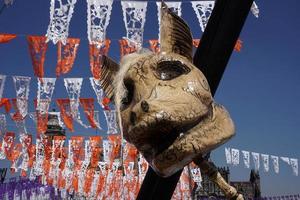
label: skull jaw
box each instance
[149,103,235,177]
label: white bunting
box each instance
[242,150,250,168]
[102,139,110,163]
[252,152,260,170]
[225,147,232,164]
[12,76,31,119]
[191,1,215,32]
[87,0,113,46]
[190,166,202,187]
[90,77,105,108]
[290,158,298,176]
[261,154,269,172]
[251,2,259,18]
[10,115,27,134]
[104,110,118,135]
[271,155,279,174]
[281,156,291,165]
[157,2,182,42]
[121,1,148,49]
[46,0,77,44]
[37,78,56,112]
[0,75,6,99]
[0,114,6,135]
[231,148,239,166]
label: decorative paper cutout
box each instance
[0,114,7,135]
[225,147,231,164]
[56,99,73,131]
[121,1,148,49]
[252,152,260,170]
[251,2,259,18]
[119,39,137,58]
[104,109,118,134]
[261,154,269,172]
[56,38,80,76]
[242,150,250,168]
[231,148,239,166]
[0,98,11,113]
[0,75,6,99]
[46,0,77,44]
[290,158,298,176]
[27,36,48,78]
[271,155,279,174]
[12,76,31,119]
[0,33,16,43]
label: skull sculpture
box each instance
[99,4,235,177]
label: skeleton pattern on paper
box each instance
[290,158,298,176]
[271,155,279,174]
[87,0,113,45]
[46,0,77,44]
[242,150,250,168]
[231,148,239,166]
[261,154,269,172]
[191,1,215,32]
[121,1,148,49]
[225,147,231,164]
[12,76,31,119]
[252,152,260,170]
[0,75,6,99]
[157,2,182,41]
[37,78,56,112]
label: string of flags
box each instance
[225,147,299,176]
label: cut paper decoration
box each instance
[90,77,104,108]
[0,75,6,99]
[271,155,279,174]
[12,76,31,119]
[121,1,148,49]
[225,147,231,165]
[104,110,118,135]
[0,114,6,135]
[34,99,51,134]
[280,156,291,165]
[251,1,259,18]
[149,39,202,53]
[56,38,80,77]
[0,98,11,113]
[27,36,48,78]
[241,150,250,169]
[0,33,17,43]
[79,98,97,129]
[10,114,27,134]
[89,39,111,79]
[290,158,298,176]
[261,154,269,172]
[231,148,239,166]
[56,99,73,132]
[252,152,260,170]
[37,78,56,111]
[46,0,77,44]
[119,39,137,58]
[191,1,215,32]
[87,0,113,46]
[11,98,26,121]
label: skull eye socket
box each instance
[156,61,190,80]
[121,79,134,109]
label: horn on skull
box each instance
[160,2,193,61]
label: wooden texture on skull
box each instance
[99,4,235,177]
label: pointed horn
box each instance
[98,55,120,100]
[160,2,193,61]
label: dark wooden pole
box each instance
[137,0,253,199]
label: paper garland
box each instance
[231,148,240,166]
[12,76,31,119]
[191,1,215,32]
[242,150,250,169]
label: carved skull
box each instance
[99,3,235,177]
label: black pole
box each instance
[137,0,253,199]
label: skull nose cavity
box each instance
[130,112,137,125]
[141,100,149,112]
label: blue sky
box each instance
[0,0,299,196]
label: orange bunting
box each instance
[56,99,73,132]
[70,136,84,162]
[80,98,97,128]
[11,98,25,121]
[149,39,160,53]
[34,99,50,134]
[3,132,15,160]
[235,39,243,52]
[56,38,80,77]
[119,39,137,58]
[89,39,111,80]
[192,39,200,48]
[0,33,17,43]
[27,36,48,78]
[0,98,11,113]
[124,142,137,163]
[108,135,121,164]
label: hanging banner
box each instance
[190,164,202,189]
[157,2,182,42]
[56,99,73,132]
[87,0,113,45]
[12,76,31,119]
[0,33,17,43]
[37,78,56,110]
[104,110,118,135]
[2,132,15,161]
[0,98,11,113]
[0,114,6,135]
[231,148,239,166]
[281,156,291,165]
[180,167,193,200]
[79,98,98,129]
[89,40,111,80]
[107,135,121,165]
[242,150,250,168]
[10,113,27,134]
[90,77,106,109]
[19,134,32,176]
[225,147,231,165]
[0,75,6,99]
[251,2,259,18]
[119,39,137,58]
[252,152,260,170]
[27,36,48,78]
[271,155,279,174]
[56,38,80,76]
[290,158,298,176]
[34,99,51,134]
[121,1,148,49]
[261,154,269,172]
[191,1,215,32]
[46,0,77,44]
